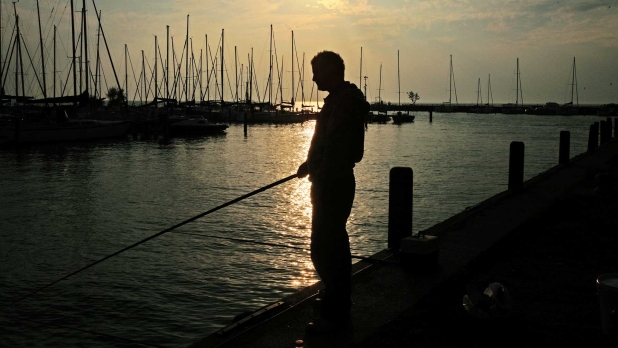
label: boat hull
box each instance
[0,120,131,144]
[391,114,415,123]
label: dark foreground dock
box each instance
[190,134,618,348]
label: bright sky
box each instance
[6,0,618,104]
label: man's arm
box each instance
[297,162,309,178]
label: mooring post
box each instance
[388,167,413,252]
[14,117,21,144]
[600,120,608,145]
[559,131,570,165]
[588,123,598,152]
[508,141,525,191]
[429,110,433,123]
[615,117,618,139]
[243,112,248,136]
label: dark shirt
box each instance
[306,81,369,182]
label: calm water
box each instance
[0,113,602,347]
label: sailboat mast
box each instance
[13,6,18,104]
[53,25,56,99]
[124,44,127,104]
[477,78,480,105]
[449,54,452,104]
[16,7,24,99]
[398,50,401,107]
[571,57,578,106]
[141,50,145,104]
[235,46,238,103]
[185,15,189,104]
[0,0,2,93]
[487,74,490,106]
[166,26,169,100]
[205,34,208,102]
[250,47,253,103]
[83,0,88,97]
[358,47,360,88]
[70,0,77,101]
[291,30,294,107]
[515,58,519,105]
[95,11,101,98]
[378,63,382,103]
[269,25,272,108]
[154,35,159,109]
[36,0,47,99]
[220,28,224,105]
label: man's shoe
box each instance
[305,317,350,335]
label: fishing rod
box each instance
[2,174,298,311]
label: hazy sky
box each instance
[6,0,618,104]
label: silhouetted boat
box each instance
[391,111,415,123]
[0,116,130,145]
[533,102,560,115]
[168,118,228,135]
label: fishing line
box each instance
[1,174,299,311]
[173,231,399,265]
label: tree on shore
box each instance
[106,87,126,108]
[407,91,420,105]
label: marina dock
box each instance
[190,124,618,347]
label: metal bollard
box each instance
[559,131,570,165]
[388,167,413,252]
[508,141,525,191]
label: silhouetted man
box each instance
[297,50,369,333]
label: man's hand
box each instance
[297,162,309,178]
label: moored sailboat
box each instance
[391,50,414,124]
[435,55,458,113]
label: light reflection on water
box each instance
[0,113,601,347]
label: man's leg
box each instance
[310,176,355,322]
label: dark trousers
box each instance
[310,175,355,320]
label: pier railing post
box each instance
[388,167,413,251]
[588,123,598,152]
[559,131,570,165]
[508,141,525,191]
[600,120,608,145]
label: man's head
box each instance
[311,51,345,92]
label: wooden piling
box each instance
[559,131,570,165]
[244,112,248,136]
[429,110,433,123]
[601,120,609,145]
[508,141,525,191]
[388,167,413,252]
[588,123,598,152]
[14,117,21,144]
[615,118,618,139]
